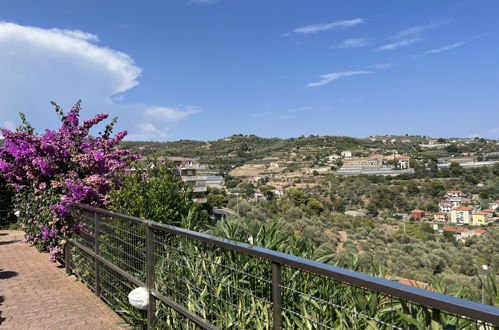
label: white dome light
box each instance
[128,287,149,310]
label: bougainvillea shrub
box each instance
[0,101,140,261]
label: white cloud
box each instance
[50,28,100,42]
[375,38,422,52]
[188,0,218,5]
[276,115,294,120]
[251,112,272,118]
[392,20,449,40]
[0,22,141,96]
[336,38,369,49]
[0,22,200,142]
[292,18,364,34]
[0,21,142,129]
[373,20,448,52]
[127,123,169,141]
[1,120,16,130]
[287,106,311,113]
[307,71,373,87]
[144,105,201,122]
[422,41,465,55]
[365,63,392,70]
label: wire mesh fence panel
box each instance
[154,231,273,329]
[67,205,499,330]
[279,266,401,330]
[0,210,16,228]
[74,209,96,250]
[155,302,203,330]
[0,188,15,229]
[70,244,97,293]
[278,266,495,330]
[98,215,147,283]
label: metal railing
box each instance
[0,210,16,229]
[66,204,499,329]
[0,189,15,229]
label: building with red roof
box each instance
[450,206,473,225]
[410,209,425,219]
[442,226,487,240]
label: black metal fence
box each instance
[0,210,16,229]
[67,204,499,329]
[0,188,16,229]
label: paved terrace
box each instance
[0,230,126,330]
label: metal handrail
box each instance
[73,204,499,326]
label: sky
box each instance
[0,0,498,141]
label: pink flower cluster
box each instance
[0,101,140,261]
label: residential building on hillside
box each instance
[449,198,462,208]
[482,208,496,215]
[410,209,425,219]
[471,211,487,226]
[446,190,464,198]
[434,212,447,223]
[442,226,487,240]
[340,151,352,158]
[269,161,280,168]
[205,176,225,189]
[138,156,224,204]
[398,156,411,169]
[439,200,453,213]
[450,206,473,225]
[327,155,341,162]
[272,189,285,197]
[167,157,206,176]
[490,200,499,210]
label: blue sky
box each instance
[0,0,498,141]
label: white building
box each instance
[398,156,411,169]
[341,151,352,158]
[449,198,462,208]
[446,190,464,198]
[490,200,499,210]
[327,155,341,162]
[269,162,280,168]
[439,200,453,213]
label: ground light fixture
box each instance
[128,287,149,310]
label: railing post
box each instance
[146,225,156,329]
[94,211,101,297]
[272,262,282,330]
[65,240,71,275]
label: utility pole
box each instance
[235,193,240,216]
[481,264,488,304]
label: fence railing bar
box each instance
[150,289,220,330]
[76,204,499,326]
[70,239,145,288]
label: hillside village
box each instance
[127,135,499,239]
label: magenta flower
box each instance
[0,101,141,262]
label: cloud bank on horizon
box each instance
[0,22,198,141]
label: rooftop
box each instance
[453,206,473,211]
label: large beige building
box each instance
[450,206,473,225]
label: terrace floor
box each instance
[0,230,126,330]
